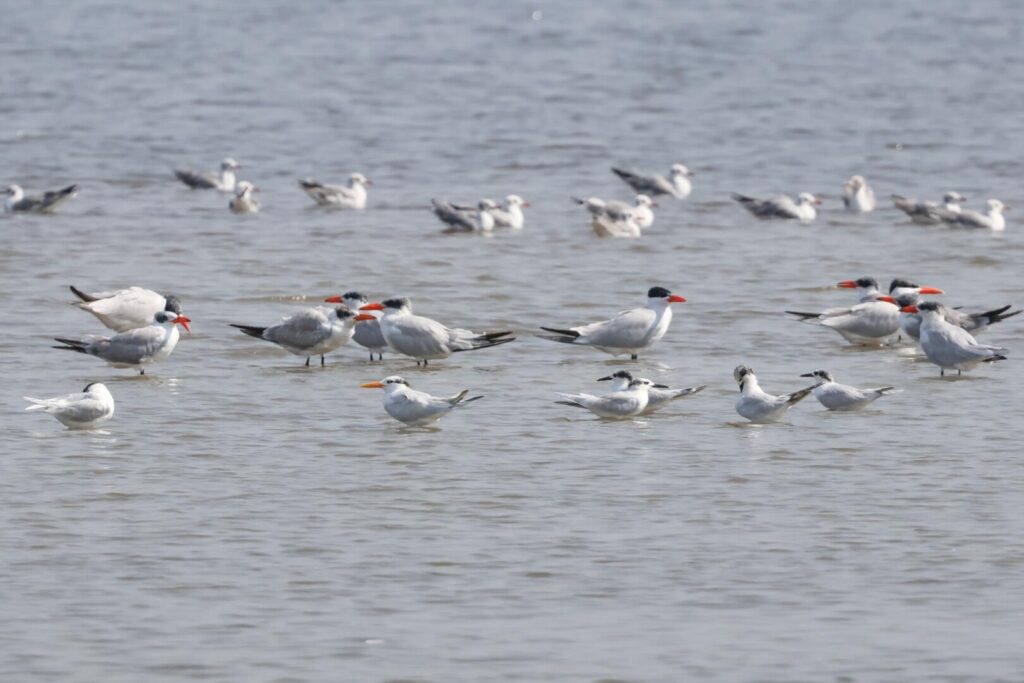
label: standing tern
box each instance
[889,292,1020,341]
[69,285,184,332]
[3,184,78,213]
[361,376,483,426]
[597,370,705,414]
[358,298,514,365]
[229,181,260,214]
[53,311,191,374]
[324,292,389,360]
[842,175,876,213]
[539,286,686,359]
[800,369,897,411]
[612,164,693,199]
[902,302,1008,375]
[299,173,371,209]
[174,158,240,192]
[230,305,358,367]
[733,192,821,222]
[942,199,1007,231]
[24,382,115,429]
[555,377,661,419]
[733,365,815,423]
[431,199,496,233]
[891,192,965,224]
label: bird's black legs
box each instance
[631,354,638,361]
[321,355,325,367]
[140,369,145,375]
[305,356,311,367]
[958,370,962,376]
[368,352,373,361]
[940,369,945,376]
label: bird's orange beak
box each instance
[354,313,377,322]
[918,287,944,295]
[901,305,919,313]
[361,381,384,388]
[837,280,857,288]
[668,294,686,303]
[175,315,192,334]
[360,302,384,311]
[877,296,896,304]
[324,295,343,303]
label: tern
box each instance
[902,302,1008,375]
[323,292,389,360]
[230,305,358,367]
[24,382,115,429]
[597,370,705,414]
[555,377,661,419]
[358,298,514,365]
[891,192,965,225]
[733,192,821,222]
[612,164,693,199]
[800,369,897,411]
[174,158,240,191]
[53,311,191,374]
[361,376,483,426]
[734,365,815,423]
[889,292,1020,341]
[842,175,876,213]
[229,181,260,214]
[942,199,1007,231]
[539,286,686,359]
[3,184,78,213]
[431,199,496,233]
[299,173,371,209]
[69,285,184,332]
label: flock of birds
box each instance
[11,159,1015,430]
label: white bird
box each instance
[358,298,514,365]
[612,164,693,199]
[800,369,897,411]
[173,158,240,192]
[24,382,115,429]
[431,199,496,233]
[324,291,388,360]
[556,377,660,419]
[890,292,1020,341]
[733,365,815,423]
[3,183,78,213]
[228,181,260,214]
[53,311,191,375]
[842,175,876,213]
[361,376,483,426]
[942,199,1007,231]
[902,301,1008,375]
[891,192,965,225]
[230,305,358,367]
[489,194,530,229]
[733,192,821,222]
[69,285,184,332]
[539,286,686,359]
[298,173,372,209]
[597,370,705,414]
[573,197,643,237]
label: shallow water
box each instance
[2,1,1024,680]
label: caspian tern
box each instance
[53,311,191,375]
[3,184,78,213]
[70,285,184,332]
[732,192,821,222]
[889,292,1020,341]
[612,164,693,199]
[358,298,514,365]
[799,369,897,411]
[538,286,686,359]
[299,173,371,209]
[229,181,260,214]
[431,199,496,233]
[891,192,965,225]
[24,382,115,429]
[942,199,1007,231]
[733,365,815,423]
[361,376,483,426]
[230,305,358,367]
[597,370,705,414]
[555,377,661,419]
[323,292,388,360]
[174,158,240,191]
[842,175,876,213]
[901,302,1008,375]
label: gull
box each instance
[942,199,1007,231]
[902,302,1008,375]
[555,377,660,419]
[891,192,965,225]
[574,194,656,229]
[597,370,705,414]
[732,192,821,222]
[3,184,78,213]
[53,311,191,375]
[489,194,530,229]
[230,305,358,367]
[733,365,815,423]
[229,181,260,214]
[69,285,184,332]
[358,298,514,365]
[842,175,876,213]
[361,376,483,426]
[799,369,897,411]
[431,199,496,233]
[173,158,240,192]
[298,173,371,209]
[612,164,693,198]
[573,197,642,237]
[889,292,1020,341]
[323,291,388,360]
[539,286,686,359]
[24,382,115,429]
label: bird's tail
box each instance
[978,305,1021,325]
[539,326,580,338]
[449,390,484,406]
[731,193,755,204]
[451,337,516,354]
[59,184,78,197]
[24,397,49,411]
[69,285,97,303]
[229,323,267,339]
[554,400,587,409]
[984,354,1008,364]
[786,385,816,405]
[785,310,822,321]
[872,386,899,395]
[52,338,89,353]
[674,385,707,398]
[299,178,322,190]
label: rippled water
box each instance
[3,1,1024,680]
